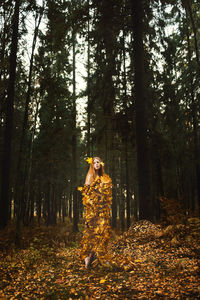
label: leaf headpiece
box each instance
[85,157,93,164]
[85,157,104,166]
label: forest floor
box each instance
[0,217,200,299]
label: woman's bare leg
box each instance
[85,251,95,268]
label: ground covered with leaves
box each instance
[0,217,200,299]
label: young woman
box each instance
[78,157,112,268]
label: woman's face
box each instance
[93,158,101,171]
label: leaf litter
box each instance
[0,217,199,299]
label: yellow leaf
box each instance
[100,278,106,283]
[134,259,142,263]
[86,157,93,164]
[70,288,76,294]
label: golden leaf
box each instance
[70,288,76,294]
[86,157,93,164]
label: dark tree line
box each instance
[0,0,200,238]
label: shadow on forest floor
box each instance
[0,218,200,299]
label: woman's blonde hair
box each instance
[85,157,104,185]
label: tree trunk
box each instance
[37,181,42,226]
[122,29,131,229]
[69,191,72,220]
[62,195,67,222]
[72,28,78,232]
[119,155,125,231]
[29,187,35,223]
[0,0,20,228]
[45,181,51,226]
[111,160,117,229]
[131,0,152,220]
[52,185,57,225]
[86,0,91,157]
[125,138,131,229]
[185,9,200,214]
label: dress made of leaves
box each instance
[78,174,112,264]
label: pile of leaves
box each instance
[110,219,200,298]
[0,217,200,299]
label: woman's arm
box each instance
[85,173,93,185]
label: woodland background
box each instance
[0,0,200,237]
[1,0,200,298]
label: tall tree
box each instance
[131,0,152,220]
[183,0,200,215]
[72,27,78,232]
[0,0,20,228]
[86,0,91,157]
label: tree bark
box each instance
[72,28,78,232]
[122,28,131,229]
[86,0,91,157]
[125,138,131,228]
[111,160,117,229]
[119,155,125,231]
[131,0,152,220]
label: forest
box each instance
[0,0,200,299]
